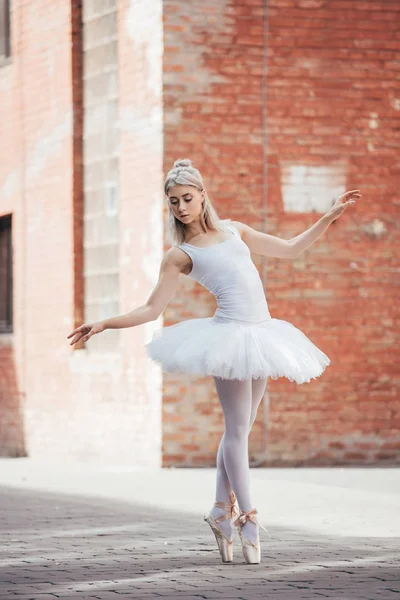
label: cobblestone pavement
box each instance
[0,460,399,599]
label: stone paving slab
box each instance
[0,459,399,599]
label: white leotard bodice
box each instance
[176,221,272,324]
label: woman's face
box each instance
[167,185,204,224]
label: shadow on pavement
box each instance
[1,485,398,599]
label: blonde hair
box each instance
[165,158,229,245]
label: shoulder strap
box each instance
[227,221,240,238]
[175,243,196,259]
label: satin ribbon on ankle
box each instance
[233,508,270,535]
[214,491,239,520]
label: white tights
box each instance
[210,376,268,543]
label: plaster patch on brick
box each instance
[0,168,20,200]
[125,0,162,96]
[26,112,72,183]
[165,106,183,127]
[362,218,387,239]
[296,57,322,71]
[280,162,347,213]
[320,432,400,463]
[297,0,326,8]
[163,0,229,98]
[389,97,400,111]
[369,112,379,129]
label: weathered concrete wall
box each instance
[0,0,164,465]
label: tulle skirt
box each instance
[145,316,331,384]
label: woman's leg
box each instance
[211,432,234,541]
[214,377,268,505]
[211,376,263,543]
[249,377,268,430]
[215,432,231,503]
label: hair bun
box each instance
[173,158,193,169]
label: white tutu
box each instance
[145,316,331,384]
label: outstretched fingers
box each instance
[343,189,362,201]
[67,324,90,346]
[69,332,85,346]
[67,324,86,339]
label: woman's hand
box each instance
[327,189,362,222]
[67,321,106,346]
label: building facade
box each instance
[0,0,398,465]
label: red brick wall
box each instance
[0,340,25,456]
[162,0,400,465]
[265,0,399,464]
[163,0,270,466]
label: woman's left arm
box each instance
[289,189,361,257]
[233,189,361,259]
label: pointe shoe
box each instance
[203,491,239,563]
[233,508,269,564]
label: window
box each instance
[0,0,11,60]
[0,215,13,333]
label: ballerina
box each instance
[67,158,361,564]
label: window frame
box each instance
[0,0,11,61]
[0,214,13,334]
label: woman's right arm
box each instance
[67,248,186,346]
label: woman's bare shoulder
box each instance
[166,245,192,275]
[230,220,245,239]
